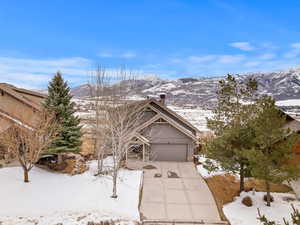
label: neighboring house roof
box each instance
[0,110,34,131]
[0,83,46,132]
[279,109,300,133]
[0,83,46,111]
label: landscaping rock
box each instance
[154,173,162,178]
[51,153,88,175]
[143,164,157,170]
[167,170,179,178]
[241,196,253,207]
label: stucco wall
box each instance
[0,117,13,133]
[0,92,38,126]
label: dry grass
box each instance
[204,174,292,221]
[206,174,292,206]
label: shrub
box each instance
[263,194,274,202]
[242,196,253,207]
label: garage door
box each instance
[151,143,187,161]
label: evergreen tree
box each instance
[44,71,82,154]
[245,96,300,206]
[205,74,258,192]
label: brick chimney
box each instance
[159,94,166,105]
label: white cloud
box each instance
[284,43,300,58]
[97,51,136,59]
[169,58,182,63]
[120,51,136,58]
[188,55,216,63]
[0,56,91,89]
[261,42,278,50]
[229,42,255,51]
[258,53,276,60]
[218,54,245,64]
[244,61,261,67]
[97,52,113,58]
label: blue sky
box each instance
[1,0,300,88]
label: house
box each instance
[282,112,300,154]
[126,94,200,162]
[0,83,46,132]
[0,83,46,160]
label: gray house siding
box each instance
[142,123,195,161]
[150,102,196,135]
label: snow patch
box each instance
[0,158,142,224]
[224,192,300,225]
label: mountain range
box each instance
[69,67,300,109]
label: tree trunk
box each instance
[24,168,29,183]
[266,180,271,207]
[57,154,63,164]
[111,169,118,198]
[239,162,245,194]
[97,148,104,173]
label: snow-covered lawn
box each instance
[224,192,300,225]
[0,159,143,225]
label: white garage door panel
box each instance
[151,144,187,161]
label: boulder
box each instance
[51,153,88,175]
[241,196,253,207]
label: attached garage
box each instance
[151,143,188,161]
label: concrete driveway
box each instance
[130,161,224,223]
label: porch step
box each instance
[142,219,229,225]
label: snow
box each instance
[73,97,214,131]
[276,99,300,106]
[223,191,300,225]
[196,155,227,178]
[169,105,213,131]
[0,158,143,225]
[171,89,188,95]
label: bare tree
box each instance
[0,110,58,182]
[89,67,147,198]
[88,66,108,171]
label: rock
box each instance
[52,153,88,175]
[154,173,162,178]
[242,196,253,207]
[167,170,180,178]
[143,164,157,170]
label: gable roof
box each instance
[132,98,200,141]
[0,83,46,111]
[147,99,199,134]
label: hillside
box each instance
[70,67,300,108]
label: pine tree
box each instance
[246,96,300,206]
[205,74,258,192]
[44,71,82,154]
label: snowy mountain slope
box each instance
[70,67,300,108]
